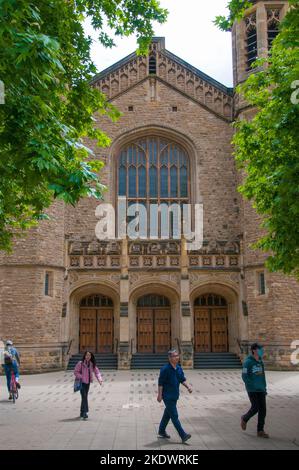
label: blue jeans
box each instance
[4,363,19,392]
[159,399,187,439]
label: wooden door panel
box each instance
[211,309,228,353]
[194,308,211,352]
[80,309,96,353]
[97,308,113,353]
[155,309,171,353]
[137,308,154,353]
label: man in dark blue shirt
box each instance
[157,349,192,443]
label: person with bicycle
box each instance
[3,340,21,400]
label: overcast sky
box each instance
[84,0,233,87]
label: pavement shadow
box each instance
[144,439,187,448]
[58,417,81,422]
[0,400,12,404]
[143,440,164,448]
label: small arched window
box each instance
[117,136,190,238]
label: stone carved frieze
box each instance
[68,239,121,256]
[188,239,240,269]
[128,240,181,255]
[128,241,181,269]
[188,239,240,255]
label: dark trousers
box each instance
[243,392,267,432]
[80,383,90,416]
[159,399,187,439]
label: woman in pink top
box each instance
[74,351,103,419]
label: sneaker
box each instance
[158,432,171,439]
[182,433,191,444]
[83,414,88,420]
[257,431,269,438]
[241,416,247,431]
[16,383,21,389]
[9,394,12,400]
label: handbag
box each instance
[73,362,83,392]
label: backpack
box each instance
[4,351,13,365]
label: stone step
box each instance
[194,365,242,369]
[194,353,240,356]
[131,354,168,369]
[67,354,117,370]
[194,360,241,363]
[194,352,242,369]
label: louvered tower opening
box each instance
[149,55,157,74]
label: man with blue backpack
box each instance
[2,340,21,399]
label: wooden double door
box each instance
[137,308,171,353]
[194,307,228,353]
[79,308,114,353]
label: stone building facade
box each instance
[0,0,298,372]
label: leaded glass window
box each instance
[117,137,190,238]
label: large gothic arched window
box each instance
[117,136,190,238]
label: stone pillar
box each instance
[118,317,130,369]
[256,2,268,60]
[234,14,247,86]
[238,238,249,360]
[118,237,130,369]
[180,238,193,368]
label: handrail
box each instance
[66,339,73,356]
[236,338,248,355]
[114,338,119,354]
[130,338,134,355]
[175,337,182,355]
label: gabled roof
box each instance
[91,38,234,121]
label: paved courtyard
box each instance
[0,369,298,450]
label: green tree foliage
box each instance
[214,0,251,31]
[0,0,167,251]
[216,1,299,277]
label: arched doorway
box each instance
[194,294,228,353]
[137,294,171,353]
[79,294,114,353]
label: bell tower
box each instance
[231,1,299,369]
[232,0,289,118]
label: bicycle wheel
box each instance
[10,381,17,403]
